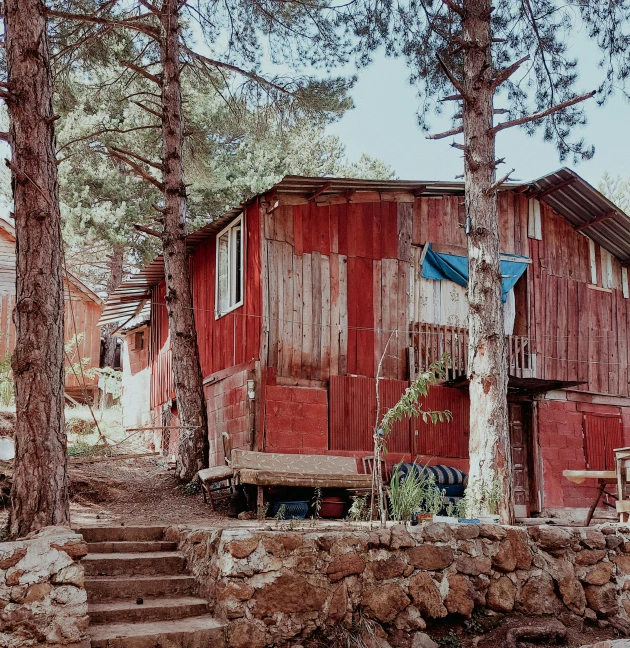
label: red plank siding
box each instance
[584,413,623,470]
[329,376,468,458]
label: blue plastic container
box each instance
[269,500,309,519]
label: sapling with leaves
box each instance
[372,352,451,524]
[344,0,603,524]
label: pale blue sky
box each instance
[327,38,630,186]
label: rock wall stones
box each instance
[166,522,630,648]
[0,526,89,648]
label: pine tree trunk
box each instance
[159,0,209,481]
[101,244,124,369]
[462,0,513,523]
[99,244,124,409]
[5,0,69,537]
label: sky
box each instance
[326,37,630,187]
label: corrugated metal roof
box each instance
[100,169,630,325]
[529,167,630,263]
[266,175,524,197]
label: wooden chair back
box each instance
[362,456,391,483]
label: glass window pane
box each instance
[218,232,229,314]
[233,225,242,305]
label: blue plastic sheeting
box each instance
[421,243,528,302]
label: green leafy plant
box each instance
[379,360,452,439]
[312,487,322,518]
[448,477,503,519]
[439,631,461,648]
[389,464,446,522]
[257,502,269,520]
[274,504,287,522]
[371,352,452,524]
[97,366,123,401]
[347,494,371,522]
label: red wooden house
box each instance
[101,168,630,517]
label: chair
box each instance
[198,432,234,510]
[362,456,391,483]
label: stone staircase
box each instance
[77,525,225,648]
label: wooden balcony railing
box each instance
[411,323,533,381]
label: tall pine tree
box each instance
[344,0,597,522]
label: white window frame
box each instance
[215,214,244,319]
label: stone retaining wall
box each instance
[167,522,630,647]
[0,526,89,648]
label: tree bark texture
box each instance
[99,244,124,408]
[5,0,69,537]
[101,244,124,370]
[159,0,209,480]
[462,0,514,523]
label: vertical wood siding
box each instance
[0,283,102,391]
[584,413,623,470]
[329,375,469,458]
[528,202,630,396]
[266,201,413,381]
[150,200,263,408]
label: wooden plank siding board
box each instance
[329,253,340,376]
[320,254,331,379]
[301,253,313,379]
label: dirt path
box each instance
[69,455,227,526]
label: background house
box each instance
[0,218,103,403]
[101,169,630,517]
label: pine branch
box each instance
[440,94,463,102]
[122,60,161,86]
[0,132,8,142]
[57,124,160,154]
[45,9,160,40]
[441,0,464,16]
[184,47,294,96]
[491,91,596,134]
[490,55,530,91]
[485,169,515,195]
[132,100,163,120]
[426,124,464,140]
[109,145,163,171]
[107,148,164,190]
[133,223,162,238]
[436,52,469,101]
[138,0,161,15]
[451,142,466,151]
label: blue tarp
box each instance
[421,243,528,302]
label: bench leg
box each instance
[585,481,606,526]
[257,485,264,517]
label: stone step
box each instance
[86,575,197,601]
[88,541,178,554]
[88,615,226,648]
[88,597,209,625]
[76,526,166,543]
[83,552,186,577]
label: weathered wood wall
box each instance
[150,200,263,409]
[0,275,102,393]
[530,202,630,396]
[149,188,630,413]
[265,201,413,381]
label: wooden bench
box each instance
[198,432,234,509]
[231,449,373,511]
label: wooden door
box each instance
[509,403,530,518]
